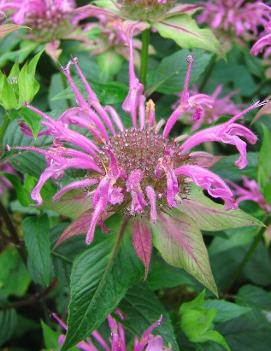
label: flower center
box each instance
[26,7,72,41]
[107,129,179,177]
[120,0,176,21]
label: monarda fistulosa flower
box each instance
[198,0,270,52]
[229,176,271,214]
[251,3,271,58]
[172,84,240,131]
[53,311,171,351]
[0,0,97,60]
[16,40,262,293]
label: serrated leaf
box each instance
[179,186,263,231]
[18,51,43,105]
[62,217,143,350]
[153,15,221,54]
[23,214,54,286]
[151,211,218,296]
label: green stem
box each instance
[226,215,271,292]
[0,114,10,147]
[199,55,216,92]
[140,28,151,86]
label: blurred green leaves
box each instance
[0,51,42,111]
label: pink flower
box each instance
[251,4,271,58]
[0,0,98,59]
[53,311,171,351]
[198,0,269,40]
[16,39,259,275]
[229,176,271,213]
[173,84,240,130]
[0,161,15,195]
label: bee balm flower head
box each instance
[16,38,260,278]
[0,0,91,42]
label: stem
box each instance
[140,28,150,86]
[199,55,216,92]
[0,200,26,262]
[0,278,57,310]
[226,215,271,292]
[0,114,10,147]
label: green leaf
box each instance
[0,247,30,297]
[0,307,17,346]
[52,78,128,105]
[237,285,271,311]
[179,185,263,231]
[3,121,47,175]
[217,311,271,351]
[204,300,251,323]
[120,284,179,350]
[0,75,18,110]
[97,50,123,82]
[258,125,271,202]
[19,107,41,138]
[153,15,221,54]
[180,291,231,351]
[18,51,43,105]
[23,214,54,286]
[146,48,212,95]
[3,173,31,206]
[62,217,143,350]
[151,211,218,296]
[41,321,59,349]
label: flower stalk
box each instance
[140,28,151,86]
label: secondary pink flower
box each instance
[198,0,269,40]
[229,176,271,213]
[173,84,240,130]
[251,4,271,58]
[0,162,15,195]
[53,311,171,351]
[16,39,259,275]
[0,0,97,59]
